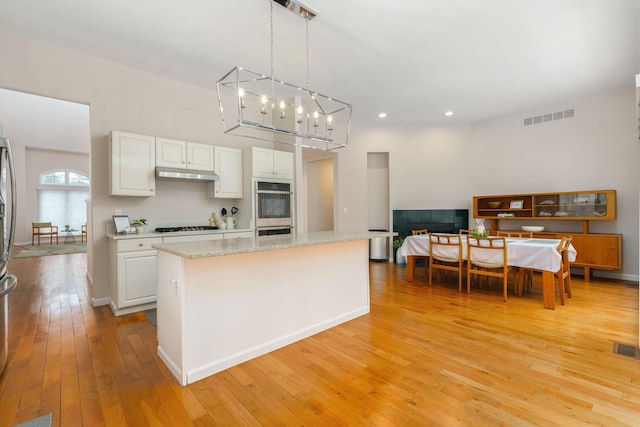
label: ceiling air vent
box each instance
[523,108,575,127]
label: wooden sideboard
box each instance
[473,190,620,280]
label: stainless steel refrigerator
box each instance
[0,136,17,376]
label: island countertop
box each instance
[152,230,395,259]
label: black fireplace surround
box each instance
[392,209,469,240]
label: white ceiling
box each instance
[0,88,90,153]
[0,0,638,151]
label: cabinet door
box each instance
[187,142,214,171]
[156,137,187,168]
[110,131,156,196]
[560,233,621,269]
[213,146,243,198]
[252,147,275,178]
[117,250,157,307]
[273,150,294,180]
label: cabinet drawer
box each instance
[117,237,163,252]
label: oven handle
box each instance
[256,190,293,195]
[255,225,294,230]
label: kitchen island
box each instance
[153,230,394,385]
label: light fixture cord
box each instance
[270,0,274,106]
[305,11,310,91]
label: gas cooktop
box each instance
[155,226,219,233]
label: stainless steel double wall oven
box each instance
[254,180,293,236]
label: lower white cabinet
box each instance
[110,232,252,315]
[111,237,162,315]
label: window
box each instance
[38,170,90,231]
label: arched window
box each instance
[38,170,90,232]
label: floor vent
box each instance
[613,342,639,359]
[523,108,574,127]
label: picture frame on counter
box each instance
[113,215,131,233]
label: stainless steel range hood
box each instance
[155,167,219,182]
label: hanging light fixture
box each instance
[216,0,352,150]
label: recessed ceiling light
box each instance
[378,113,387,118]
[444,111,454,116]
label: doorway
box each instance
[0,88,91,246]
[306,157,335,232]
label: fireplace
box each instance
[393,209,468,240]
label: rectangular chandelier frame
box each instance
[217,66,352,150]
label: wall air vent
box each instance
[523,108,575,127]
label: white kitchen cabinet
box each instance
[110,131,156,196]
[249,147,294,180]
[111,237,162,314]
[207,146,243,199]
[156,137,214,171]
[273,150,294,180]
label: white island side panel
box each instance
[157,239,370,385]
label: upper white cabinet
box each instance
[156,137,214,171]
[208,146,243,199]
[110,131,156,197]
[249,147,294,180]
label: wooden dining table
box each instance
[397,235,577,310]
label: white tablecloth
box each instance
[398,235,577,273]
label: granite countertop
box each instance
[152,230,396,259]
[106,228,252,240]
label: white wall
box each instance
[337,122,475,231]
[306,158,334,232]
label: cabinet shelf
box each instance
[474,190,615,221]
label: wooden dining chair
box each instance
[494,230,533,294]
[410,229,429,277]
[428,233,463,292]
[556,236,573,305]
[466,236,516,301]
[32,222,59,246]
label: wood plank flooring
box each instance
[0,253,639,426]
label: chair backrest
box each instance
[429,233,462,262]
[458,229,473,235]
[495,230,533,238]
[556,236,573,265]
[467,236,508,268]
[412,229,428,235]
[33,222,52,229]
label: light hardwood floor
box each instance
[0,253,639,426]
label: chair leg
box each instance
[565,273,572,299]
[503,275,508,302]
[557,270,566,305]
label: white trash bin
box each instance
[369,229,387,261]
